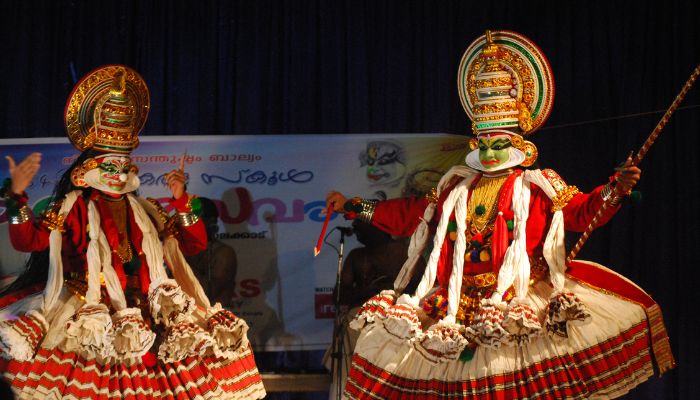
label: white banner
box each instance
[0,133,468,350]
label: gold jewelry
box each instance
[115,241,133,263]
[462,272,497,288]
[147,198,179,238]
[609,193,624,206]
[65,65,149,154]
[468,137,479,151]
[550,185,580,212]
[40,209,66,232]
[352,198,378,223]
[425,187,439,204]
[467,174,509,233]
[176,211,200,227]
[601,183,614,201]
[9,205,31,224]
[517,101,534,133]
[70,158,99,187]
[101,196,133,263]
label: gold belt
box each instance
[66,271,140,289]
[462,272,497,289]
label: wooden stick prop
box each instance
[567,64,700,264]
[314,204,334,256]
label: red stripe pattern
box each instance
[0,312,46,353]
[345,320,653,399]
[2,345,265,399]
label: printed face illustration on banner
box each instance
[478,135,512,170]
[360,141,406,186]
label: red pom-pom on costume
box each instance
[142,351,157,367]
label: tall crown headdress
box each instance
[64,65,150,154]
[458,31,554,167]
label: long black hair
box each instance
[1,149,99,296]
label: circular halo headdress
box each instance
[64,64,150,155]
[457,30,554,166]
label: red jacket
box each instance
[369,169,619,287]
[9,192,207,293]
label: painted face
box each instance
[478,135,512,170]
[96,156,132,192]
[360,141,406,186]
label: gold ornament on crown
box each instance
[65,65,150,154]
[459,30,555,137]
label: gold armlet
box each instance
[550,185,580,212]
[40,209,66,232]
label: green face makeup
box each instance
[478,136,512,170]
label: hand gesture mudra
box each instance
[165,153,187,200]
[5,152,42,195]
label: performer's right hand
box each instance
[325,191,348,214]
[5,152,41,195]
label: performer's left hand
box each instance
[166,153,187,200]
[615,156,641,195]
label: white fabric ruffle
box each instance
[502,300,542,345]
[207,303,249,358]
[63,303,115,359]
[158,314,216,362]
[414,321,468,364]
[112,307,156,359]
[0,310,48,361]
[545,291,592,338]
[382,304,422,341]
[148,279,196,326]
[349,290,396,331]
[464,302,509,348]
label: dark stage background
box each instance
[1,1,699,398]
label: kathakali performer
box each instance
[0,65,265,399]
[327,31,675,399]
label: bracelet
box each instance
[603,181,630,206]
[609,194,624,206]
[176,211,200,227]
[9,205,31,225]
[356,198,378,223]
[600,183,614,201]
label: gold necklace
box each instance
[467,174,510,233]
[102,197,133,263]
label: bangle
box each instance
[9,205,31,225]
[601,183,614,201]
[176,211,200,227]
[356,199,378,223]
[609,194,624,206]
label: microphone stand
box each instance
[327,227,350,400]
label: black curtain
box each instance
[1,1,699,398]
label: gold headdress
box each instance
[458,30,554,166]
[64,65,150,154]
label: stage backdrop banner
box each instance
[0,134,468,350]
